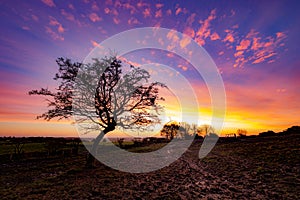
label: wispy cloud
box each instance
[45,26,64,41]
[45,16,65,40]
[128,17,140,25]
[143,8,151,18]
[175,7,182,15]
[90,40,99,47]
[61,9,75,22]
[49,16,65,33]
[122,2,137,14]
[155,9,163,18]
[236,39,251,51]
[195,9,217,46]
[113,17,120,24]
[210,32,220,41]
[89,13,102,22]
[41,0,55,7]
[232,29,287,67]
[223,29,235,43]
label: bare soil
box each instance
[1,134,299,199]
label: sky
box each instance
[0,0,300,137]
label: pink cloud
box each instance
[210,32,220,40]
[113,17,120,24]
[252,52,276,64]
[128,17,140,25]
[91,40,99,47]
[89,13,102,22]
[137,1,148,8]
[166,9,172,16]
[114,0,122,8]
[45,26,64,41]
[234,51,243,57]
[167,30,180,42]
[48,16,65,34]
[195,9,217,46]
[143,8,151,18]
[57,25,64,33]
[180,36,191,49]
[175,7,182,15]
[236,39,251,51]
[49,16,60,26]
[154,22,161,28]
[183,27,195,38]
[122,3,137,14]
[41,0,55,7]
[61,9,75,22]
[155,9,162,18]
[223,30,235,43]
[178,64,188,71]
[156,3,164,9]
[276,32,286,38]
[118,56,141,67]
[91,2,99,11]
[231,29,287,67]
[167,53,174,58]
[104,8,110,14]
[31,15,39,22]
[187,13,196,26]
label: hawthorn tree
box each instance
[29,55,166,167]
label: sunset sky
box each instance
[0,0,299,137]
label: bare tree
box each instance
[190,123,199,137]
[237,129,247,137]
[178,122,199,139]
[11,137,25,161]
[178,122,190,139]
[29,55,166,167]
[198,124,215,137]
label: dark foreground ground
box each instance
[1,134,299,199]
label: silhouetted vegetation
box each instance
[29,55,166,167]
[259,130,276,137]
[237,129,247,138]
[160,121,203,140]
[198,124,215,137]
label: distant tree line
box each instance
[160,121,217,140]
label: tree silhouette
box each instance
[160,122,180,140]
[198,124,215,137]
[160,121,201,140]
[29,55,166,167]
[237,129,247,137]
[178,122,190,139]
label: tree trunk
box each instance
[86,130,105,168]
[85,120,116,168]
